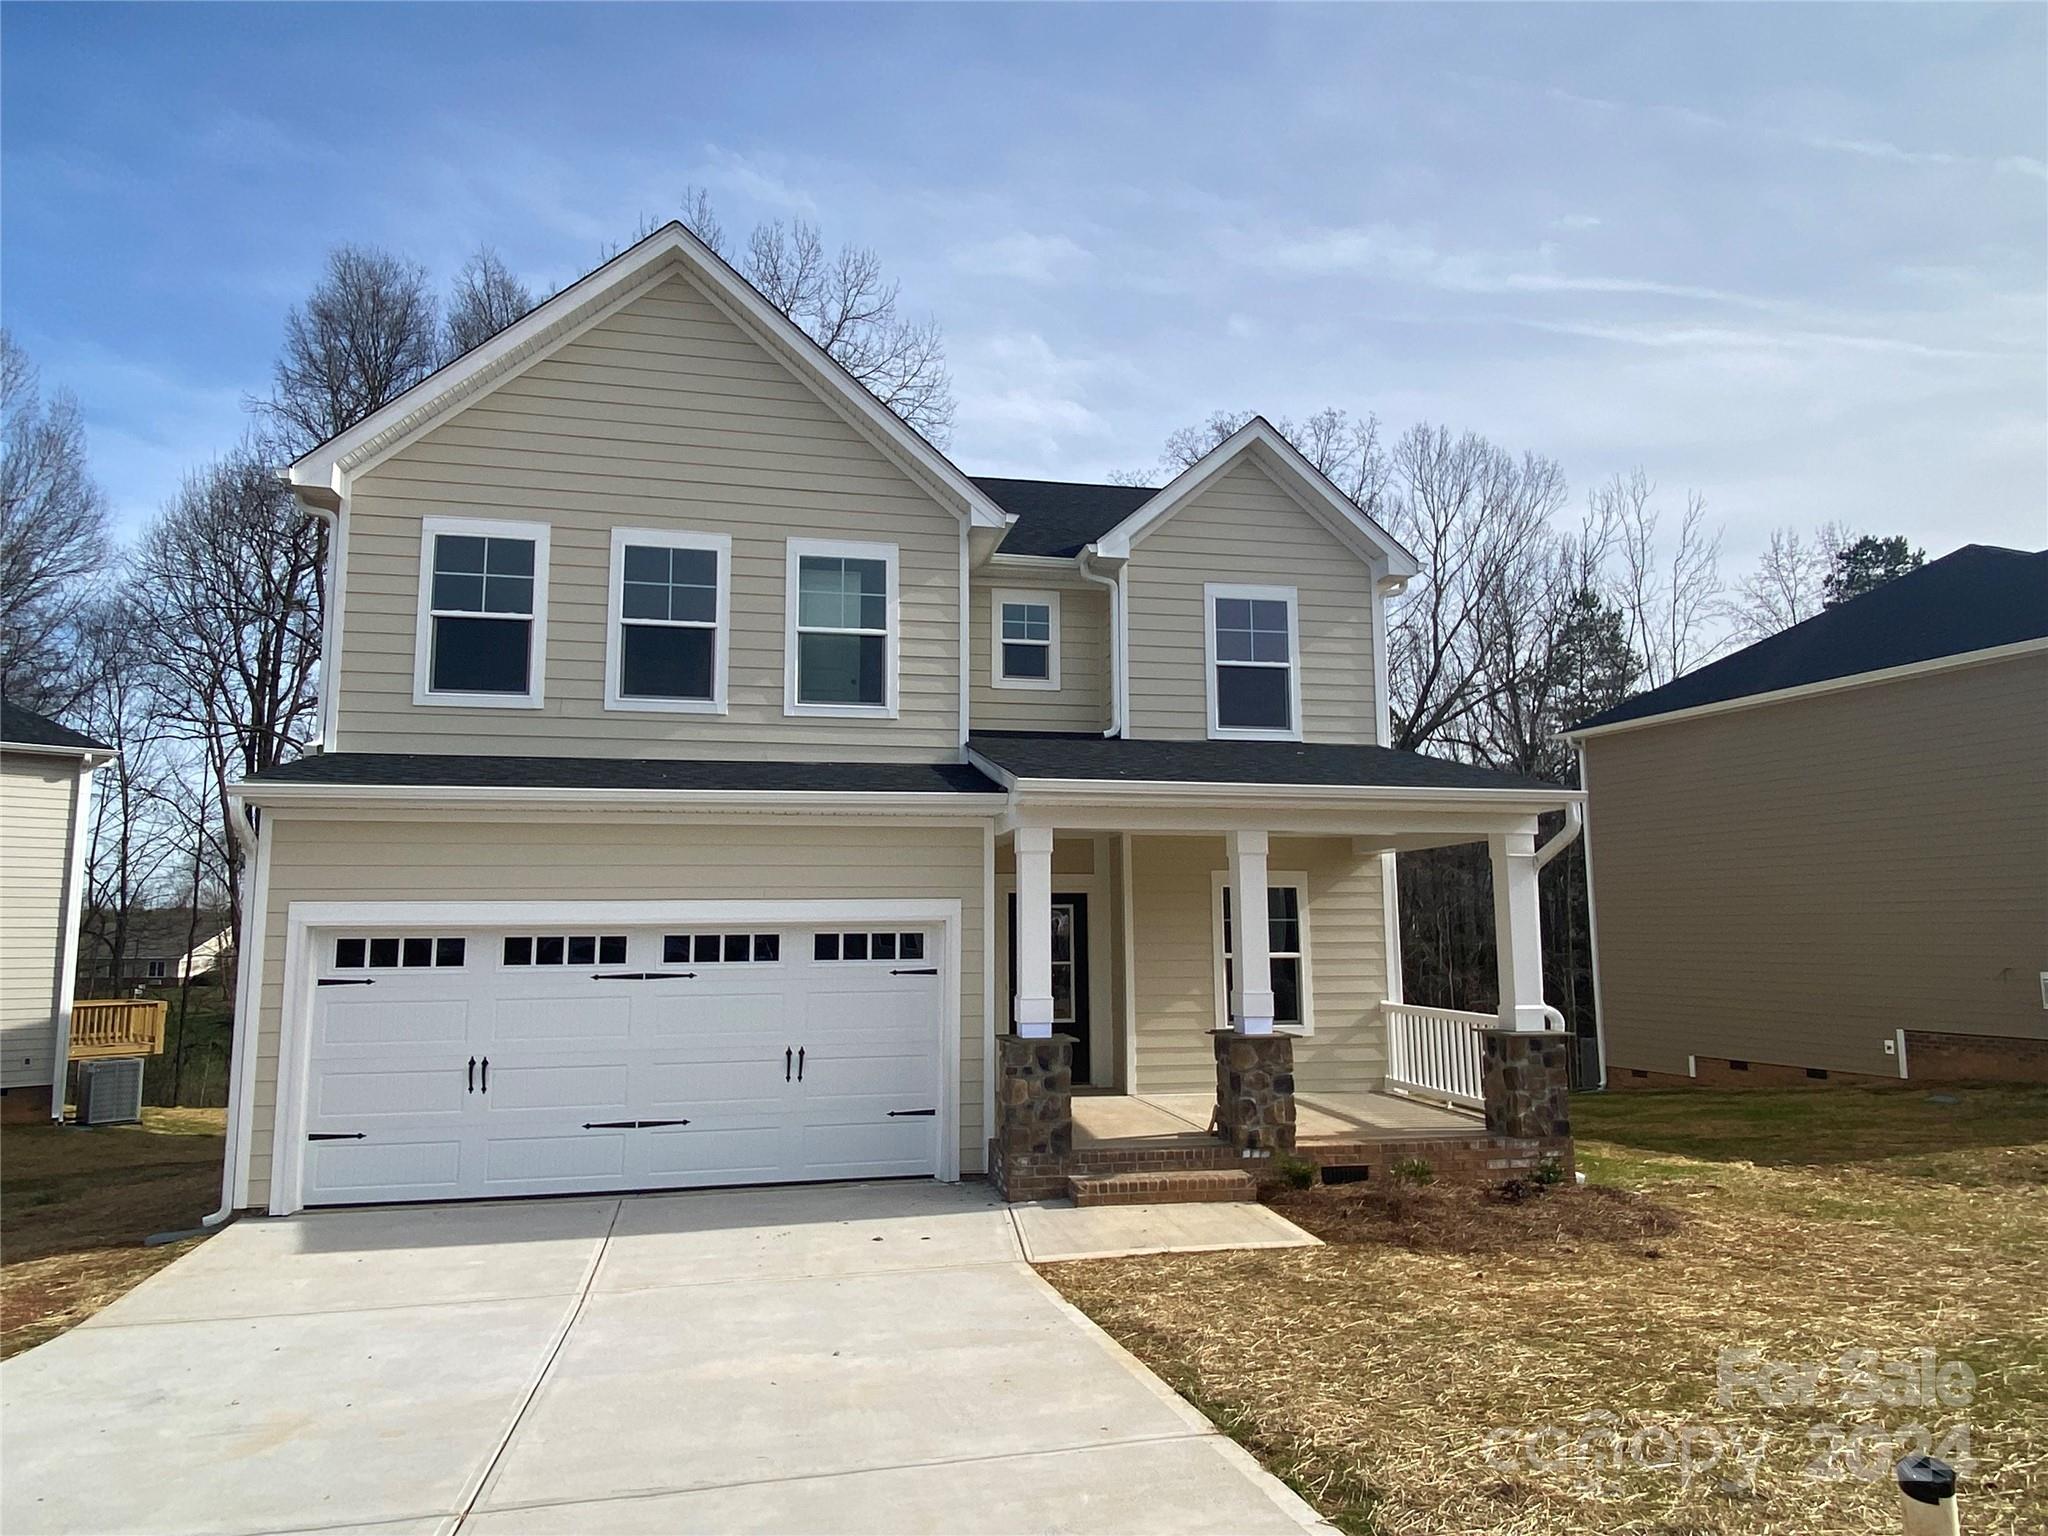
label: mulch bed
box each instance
[1263,1177,1684,1257]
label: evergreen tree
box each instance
[1823,534,1924,607]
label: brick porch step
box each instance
[1066,1169,1256,1207]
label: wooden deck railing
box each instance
[1383,1002,1493,1110]
[68,998,168,1059]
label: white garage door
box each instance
[298,920,944,1206]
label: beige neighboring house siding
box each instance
[0,754,81,1091]
[1584,651,2048,1078]
[335,272,962,761]
[246,816,988,1208]
[1125,459,1377,743]
[1126,834,1390,1096]
[968,570,1111,733]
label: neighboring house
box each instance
[0,700,113,1122]
[1566,545,2048,1088]
[81,908,234,989]
[222,222,1578,1217]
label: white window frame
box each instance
[145,958,168,981]
[784,536,900,718]
[603,527,731,715]
[1203,581,1302,742]
[413,515,550,709]
[990,587,1062,691]
[1210,869,1315,1035]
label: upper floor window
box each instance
[786,537,898,716]
[414,517,549,708]
[991,588,1061,691]
[605,528,730,714]
[1205,582,1299,741]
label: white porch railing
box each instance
[1383,1002,1494,1110]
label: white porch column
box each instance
[1012,826,1056,1038]
[1490,829,1549,1032]
[1226,829,1275,1035]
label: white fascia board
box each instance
[1089,418,1419,577]
[287,222,1009,533]
[0,741,115,766]
[232,781,1006,817]
[1562,636,2048,743]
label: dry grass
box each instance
[1,1107,226,1359]
[1044,1085,2048,1535]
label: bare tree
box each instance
[442,246,535,360]
[0,332,110,711]
[679,190,955,443]
[1727,522,1846,642]
[255,245,440,459]
[1602,470,1725,688]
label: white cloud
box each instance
[949,232,1092,286]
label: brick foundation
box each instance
[1212,1031,1297,1153]
[987,1034,1074,1200]
[1610,1032,2048,1090]
[1295,1131,1574,1186]
[1479,1029,1571,1140]
[1068,1170,1255,1207]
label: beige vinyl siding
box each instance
[0,755,80,1090]
[335,273,962,761]
[246,816,987,1207]
[1127,834,1390,1096]
[1584,651,2048,1078]
[1125,460,1377,743]
[969,570,1111,733]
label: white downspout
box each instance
[203,793,261,1227]
[297,495,340,752]
[1077,550,1124,738]
[1535,800,1583,868]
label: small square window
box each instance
[871,932,897,961]
[536,936,565,966]
[843,932,869,961]
[663,935,690,965]
[369,938,400,968]
[814,932,840,961]
[753,933,780,963]
[567,936,597,966]
[503,936,532,966]
[402,937,433,968]
[435,937,466,968]
[598,936,627,966]
[724,933,750,963]
[335,938,366,968]
[898,932,924,961]
[694,934,720,964]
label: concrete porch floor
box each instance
[1073,1089,1476,1146]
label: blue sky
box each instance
[5,3,2043,565]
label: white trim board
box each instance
[265,895,966,1214]
[1563,636,2048,742]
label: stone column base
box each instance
[989,1034,1074,1199]
[1213,1031,1296,1153]
[1479,1028,1571,1139]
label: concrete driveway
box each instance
[0,1183,1330,1536]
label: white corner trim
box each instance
[783,535,901,719]
[1118,832,1138,1091]
[47,760,97,1114]
[1203,581,1304,743]
[602,526,731,715]
[412,515,551,710]
[989,587,1063,691]
[1577,745,1609,1090]
[1563,635,2048,742]
[1090,418,1418,576]
[1209,867,1314,1035]
[958,526,972,746]
[227,800,274,1213]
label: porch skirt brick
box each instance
[1212,1032,1297,1153]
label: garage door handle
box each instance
[592,971,696,981]
[318,977,376,987]
[308,1132,366,1141]
[890,967,938,976]
[785,1047,793,1082]
[886,1109,935,1118]
[468,1056,476,1093]
[582,1119,639,1129]
[481,1057,489,1093]
[797,1047,805,1082]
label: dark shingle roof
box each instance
[1570,544,2048,734]
[968,732,1565,793]
[0,699,111,753]
[247,752,1001,795]
[973,477,1158,558]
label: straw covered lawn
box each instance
[1043,1085,2047,1535]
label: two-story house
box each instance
[223,223,1578,1215]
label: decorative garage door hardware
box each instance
[890,967,938,976]
[886,1109,936,1118]
[318,977,376,987]
[579,1119,693,1130]
[784,1046,807,1081]
[590,970,696,981]
[467,1056,492,1092]
[307,1132,367,1141]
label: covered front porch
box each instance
[1073,1087,1475,1147]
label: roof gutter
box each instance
[233,782,1008,815]
[1534,800,1583,868]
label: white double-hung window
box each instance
[414,516,550,707]
[991,588,1060,689]
[1213,873,1313,1033]
[605,528,730,713]
[1204,582,1300,740]
[786,537,898,716]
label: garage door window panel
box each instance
[334,936,467,971]
[415,518,549,708]
[503,934,627,967]
[606,529,730,713]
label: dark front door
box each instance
[1008,892,1091,1081]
